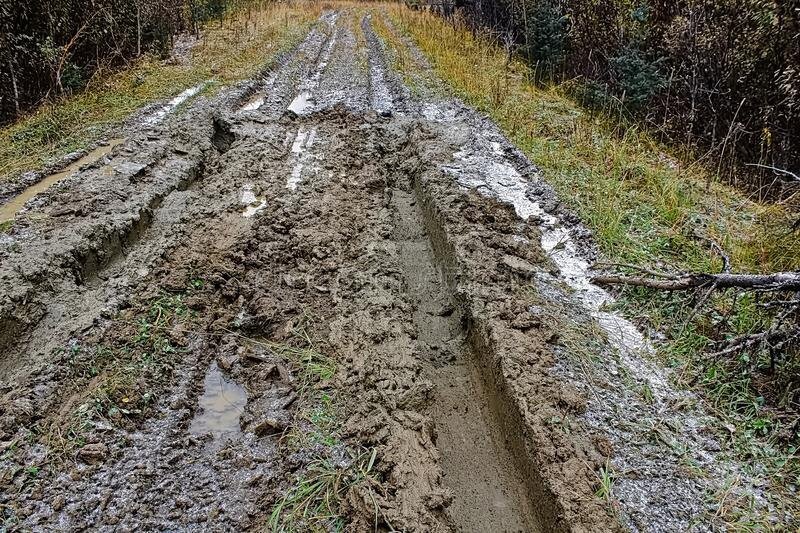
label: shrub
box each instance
[433,0,800,192]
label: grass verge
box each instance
[0,1,322,186]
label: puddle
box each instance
[145,83,206,125]
[240,183,267,218]
[363,15,394,114]
[0,140,124,223]
[189,362,248,439]
[285,19,338,116]
[288,91,314,115]
[240,94,266,112]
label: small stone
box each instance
[282,274,306,289]
[253,417,286,437]
[217,355,236,371]
[52,494,66,511]
[511,313,541,330]
[77,442,108,464]
[501,255,537,277]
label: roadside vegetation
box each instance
[381,3,799,524]
[0,1,321,185]
[413,0,800,198]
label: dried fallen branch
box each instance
[745,163,800,183]
[591,271,800,291]
[708,327,800,360]
[593,262,800,368]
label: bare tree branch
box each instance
[591,271,800,291]
[745,163,800,182]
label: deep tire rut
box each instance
[391,184,540,532]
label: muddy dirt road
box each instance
[0,7,782,532]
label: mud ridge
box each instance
[411,179,558,531]
[389,118,624,531]
[390,173,543,530]
[0,120,217,358]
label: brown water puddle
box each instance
[189,362,248,439]
[0,139,124,223]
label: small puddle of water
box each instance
[241,183,267,218]
[286,127,318,191]
[145,83,206,125]
[0,139,124,223]
[189,362,248,439]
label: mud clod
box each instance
[78,443,109,464]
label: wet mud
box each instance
[0,140,125,224]
[0,6,786,532]
[391,186,539,532]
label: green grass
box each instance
[595,460,616,503]
[252,320,387,532]
[258,331,341,450]
[268,449,380,533]
[43,291,196,460]
[0,2,321,186]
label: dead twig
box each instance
[592,261,680,280]
[691,231,730,274]
[592,271,800,292]
[708,327,800,360]
[745,163,800,183]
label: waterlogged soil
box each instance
[0,6,789,532]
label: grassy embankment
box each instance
[0,1,323,187]
[379,4,799,526]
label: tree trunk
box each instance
[9,61,20,117]
[136,2,142,57]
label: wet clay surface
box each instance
[0,6,785,532]
[0,140,124,224]
[391,187,539,532]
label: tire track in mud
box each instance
[0,8,342,383]
[0,8,587,532]
[0,8,612,532]
[390,182,540,531]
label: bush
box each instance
[434,0,800,191]
[519,1,569,75]
[0,0,239,125]
[609,46,665,112]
